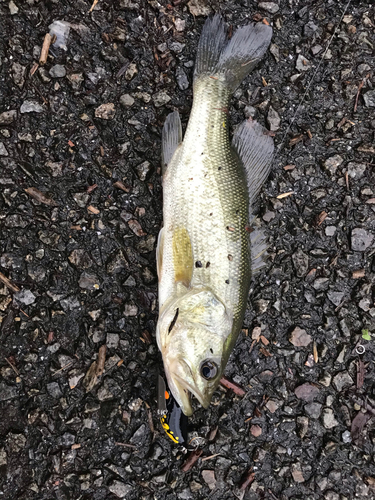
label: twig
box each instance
[88,0,98,13]
[220,376,246,397]
[202,453,220,461]
[39,33,54,65]
[5,357,20,376]
[52,361,74,376]
[0,271,20,293]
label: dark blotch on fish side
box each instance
[168,308,179,333]
[195,261,203,268]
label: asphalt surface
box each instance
[0,0,375,499]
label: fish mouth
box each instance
[167,358,211,416]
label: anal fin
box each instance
[250,228,268,274]
[162,111,182,174]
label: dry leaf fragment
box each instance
[88,205,100,214]
[25,187,58,206]
[83,345,106,391]
[128,219,146,236]
[315,210,328,226]
[0,271,20,293]
[352,269,365,278]
[260,335,269,345]
[239,469,255,491]
[366,198,375,204]
[113,180,131,193]
[284,164,295,171]
[220,376,246,396]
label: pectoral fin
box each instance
[156,227,164,280]
[172,227,193,287]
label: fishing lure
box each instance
[158,374,188,445]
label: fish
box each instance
[156,15,274,416]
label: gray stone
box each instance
[322,408,339,429]
[0,142,8,156]
[333,371,354,392]
[20,100,44,113]
[304,402,322,419]
[60,296,80,310]
[135,160,151,181]
[324,155,343,174]
[292,248,309,276]
[153,91,171,107]
[106,333,120,349]
[130,424,146,445]
[176,67,189,90]
[363,90,375,108]
[12,62,26,87]
[202,470,216,490]
[351,228,374,251]
[188,0,212,16]
[95,103,116,120]
[9,0,19,14]
[0,110,16,125]
[296,54,312,71]
[125,63,137,81]
[313,277,329,290]
[49,64,66,78]
[295,383,320,402]
[347,162,366,179]
[358,63,371,75]
[14,289,36,305]
[267,106,281,131]
[342,430,351,443]
[325,226,336,237]
[109,481,132,498]
[359,297,371,311]
[169,42,185,53]
[327,291,345,306]
[258,2,279,14]
[119,94,135,107]
[244,105,256,118]
[79,273,99,290]
[311,45,323,55]
[47,382,63,398]
[69,249,92,268]
[0,381,18,401]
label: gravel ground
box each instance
[1,0,375,499]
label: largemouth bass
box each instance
[156,15,274,416]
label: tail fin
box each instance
[194,14,272,92]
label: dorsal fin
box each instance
[232,118,274,207]
[161,111,182,174]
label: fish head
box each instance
[157,287,232,416]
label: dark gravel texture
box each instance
[1,0,375,499]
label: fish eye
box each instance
[200,360,218,380]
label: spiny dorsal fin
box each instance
[232,118,274,207]
[161,111,182,174]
